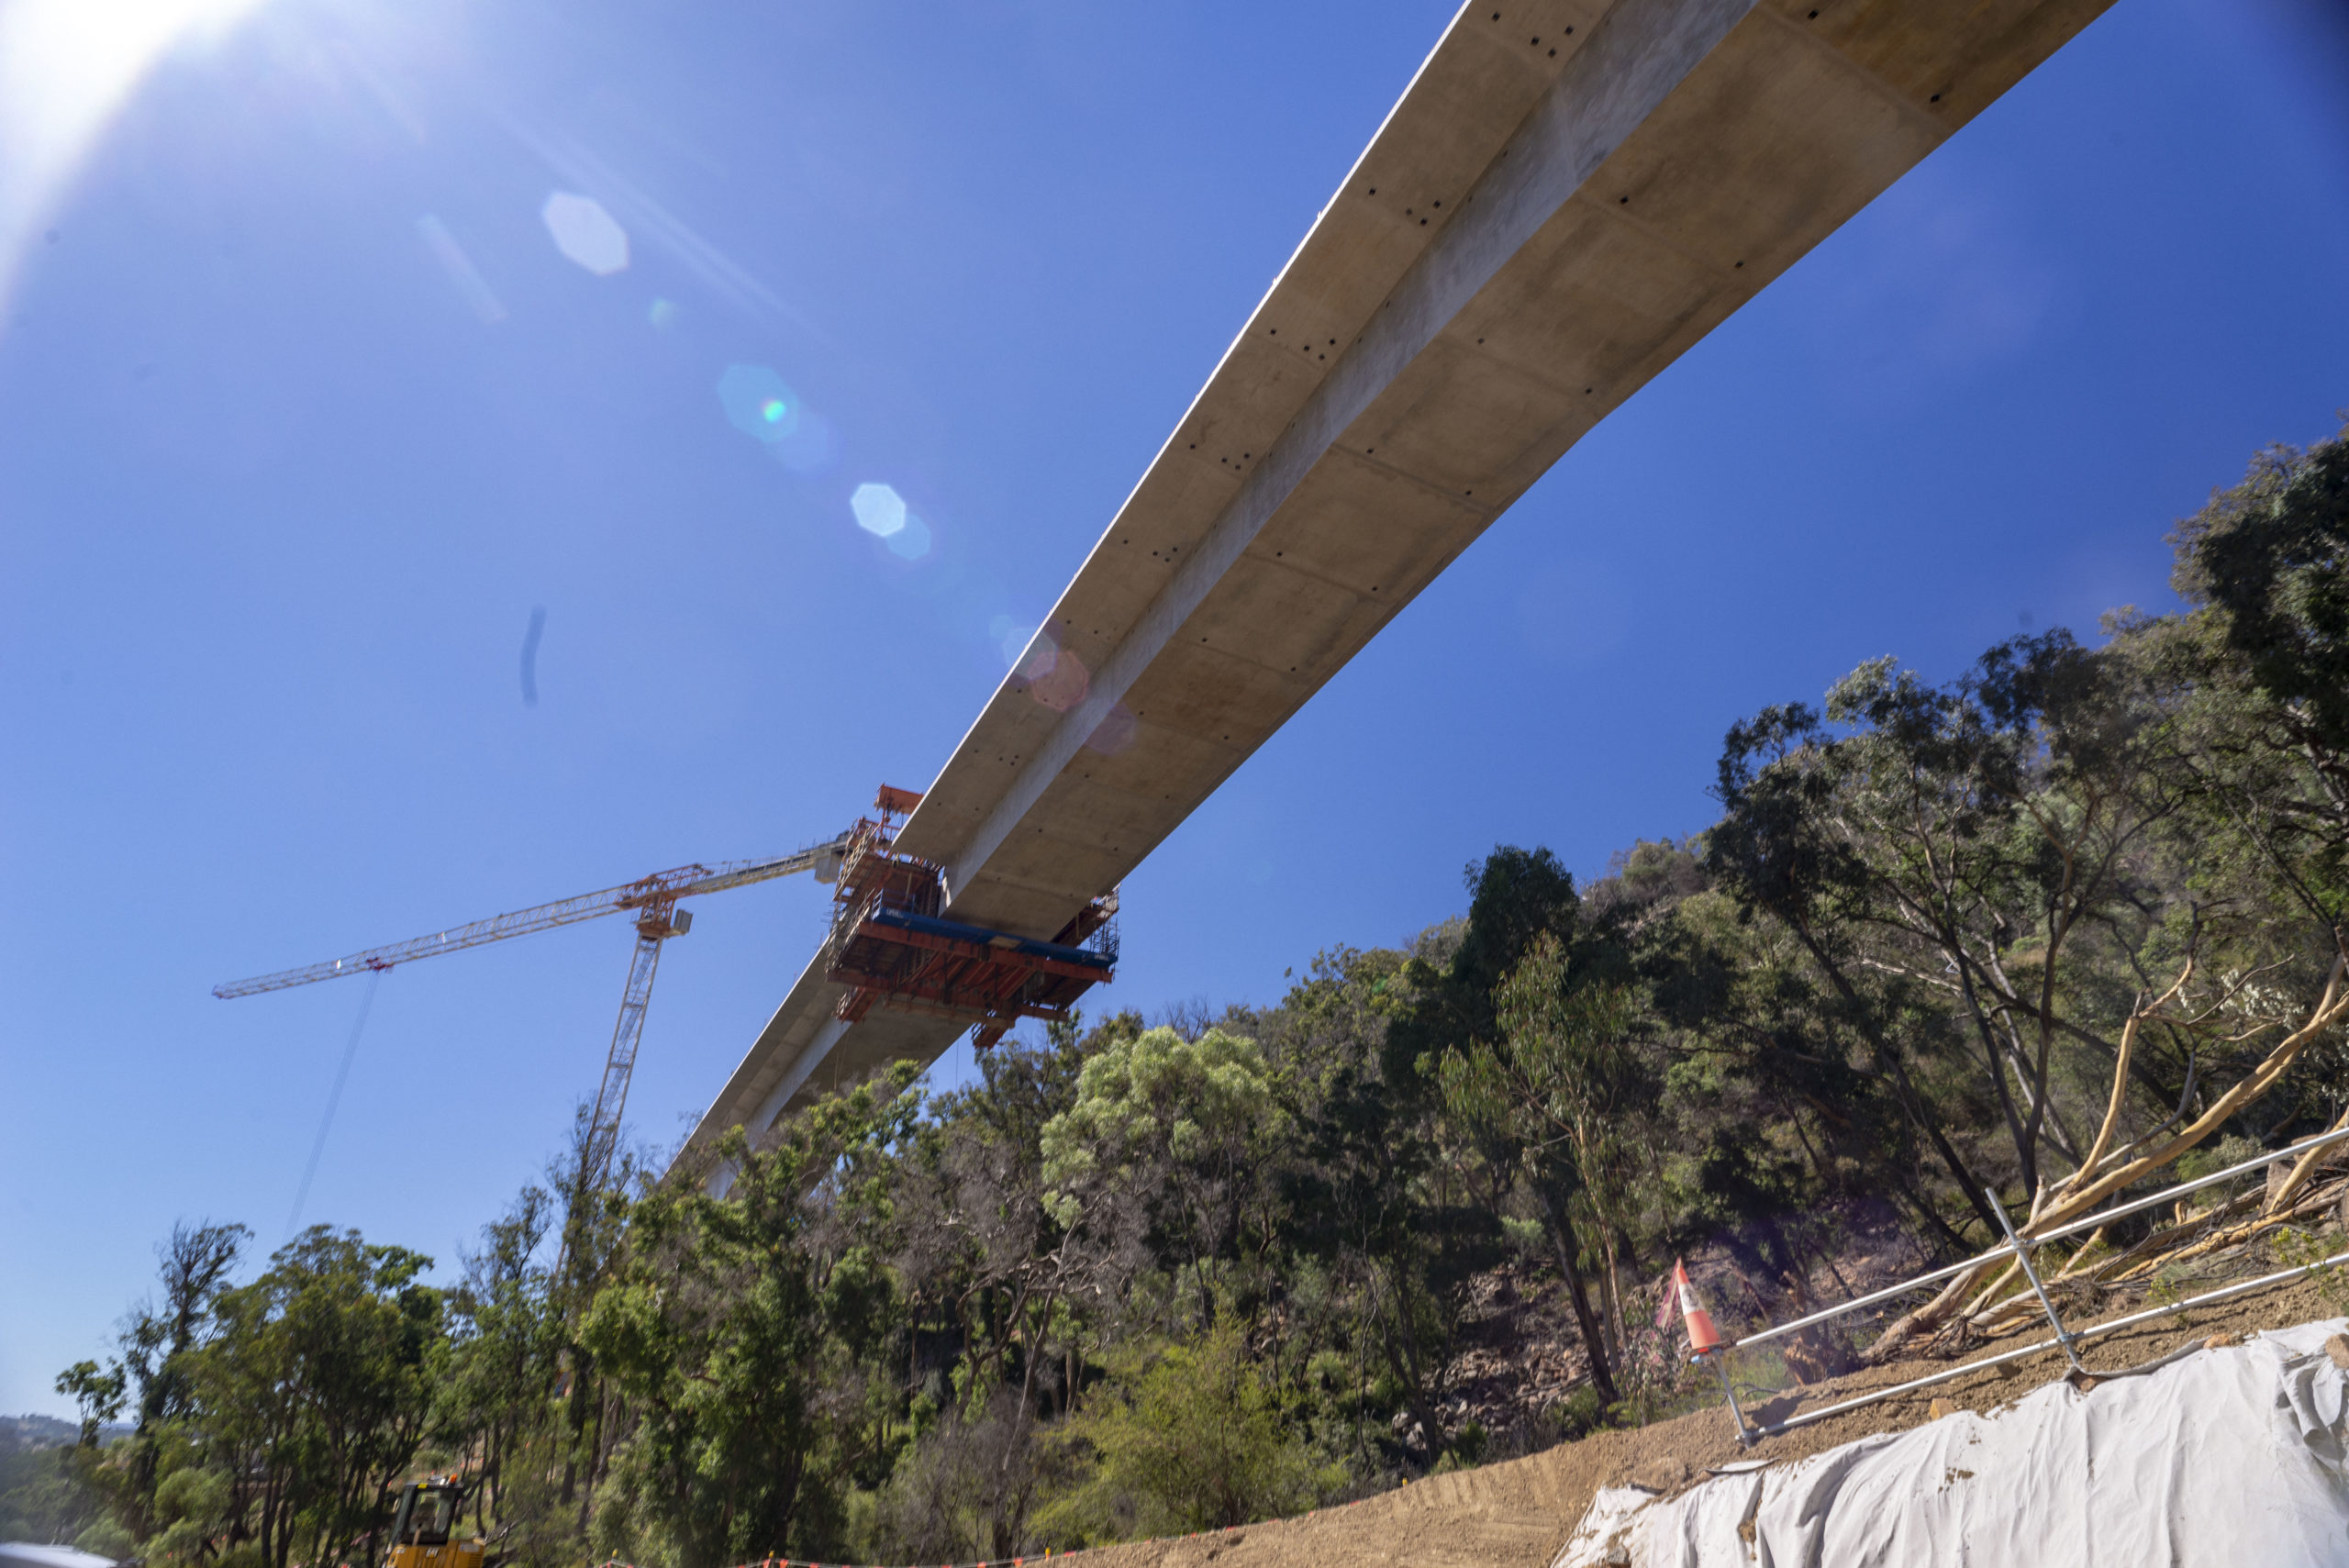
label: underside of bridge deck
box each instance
[685,0,2113,1174]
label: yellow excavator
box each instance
[382,1477,486,1568]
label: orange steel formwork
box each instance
[823,787,1118,1050]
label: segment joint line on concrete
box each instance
[939,0,1762,908]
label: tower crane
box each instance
[218,784,1123,1210]
[214,832,851,1199]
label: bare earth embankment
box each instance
[1066,1274,2339,1568]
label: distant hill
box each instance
[0,1418,129,1451]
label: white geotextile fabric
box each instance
[1554,1318,2349,1567]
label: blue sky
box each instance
[3,0,2344,1418]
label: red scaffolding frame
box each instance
[821,787,1118,1049]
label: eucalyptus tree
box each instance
[1708,624,2196,1207]
[117,1223,249,1539]
[582,1066,920,1568]
[196,1229,445,1568]
[1040,1025,1290,1324]
[2153,424,2349,938]
[1708,695,2004,1231]
[438,1186,568,1554]
[884,1022,1106,1562]
[1255,940,1488,1471]
[1435,931,1638,1405]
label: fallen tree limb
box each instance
[1952,1180,2348,1344]
[2268,1104,2349,1215]
[1865,940,2348,1363]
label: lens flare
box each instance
[990,616,1041,669]
[0,0,273,308]
[540,191,629,275]
[767,411,840,475]
[717,365,799,442]
[1085,703,1138,755]
[1019,639,1089,713]
[416,215,506,324]
[851,483,907,538]
[885,512,933,561]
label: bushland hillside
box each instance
[15,422,2349,1568]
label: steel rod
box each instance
[1756,1245,2349,1438]
[1987,1186,2085,1373]
[1735,1122,2349,1351]
[1705,1350,1755,1449]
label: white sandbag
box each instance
[1553,1318,2349,1568]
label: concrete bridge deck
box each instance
[685,0,2112,1166]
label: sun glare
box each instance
[0,0,272,303]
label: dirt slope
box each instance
[1065,1275,2338,1568]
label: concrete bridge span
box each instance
[686,0,2112,1167]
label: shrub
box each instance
[1040,1317,1339,1542]
[73,1517,137,1562]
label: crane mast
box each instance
[582,900,677,1200]
[218,784,1124,1218]
[215,833,851,1206]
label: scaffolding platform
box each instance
[821,787,1117,1050]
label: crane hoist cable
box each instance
[217,834,851,1206]
[283,966,380,1241]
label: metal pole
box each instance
[1732,1121,2349,1352]
[1757,1243,2349,1438]
[1704,1349,1755,1448]
[1987,1187,2086,1373]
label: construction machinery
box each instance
[381,1476,484,1568]
[216,831,854,1198]
[215,786,1119,1184]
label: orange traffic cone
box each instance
[1672,1257,1723,1354]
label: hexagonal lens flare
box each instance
[851,483,907,538]
[1085,703,1138,755]
[990,616,1041,669]
[540,192,629,275]
[1019,639,1089,713]
[885,513,933,560]
[717,365,799,442]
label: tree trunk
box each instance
[1372,1265,1450,1466]
[1958,966,2038,1193]
[1533,1183,1618,1406]
[1788,918,2003,1235]
[1600,1221,1627,1362]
